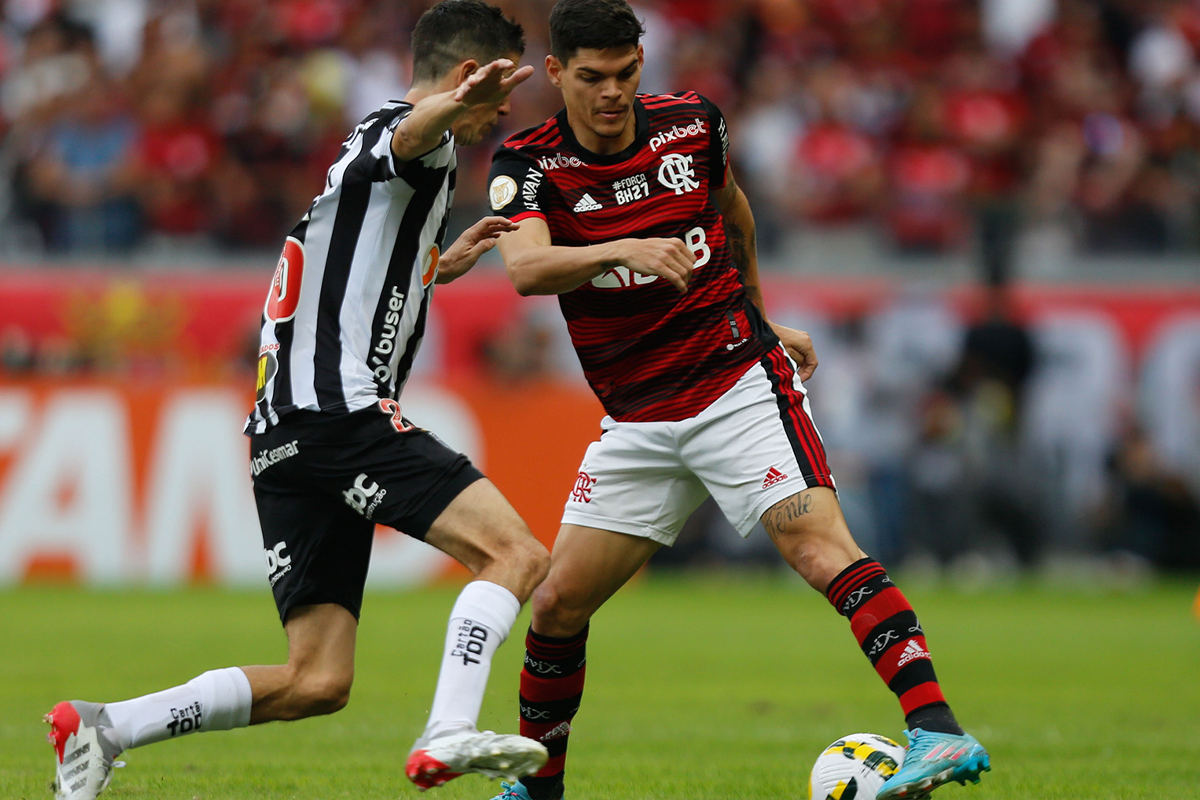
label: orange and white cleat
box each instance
[405,728,547,791]
[45,701,124,800]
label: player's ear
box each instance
[454,59,481,88]
[546,54,563,88]
[637,44,644,70]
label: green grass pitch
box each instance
[2,574,1198,799]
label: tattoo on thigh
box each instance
[764,492,814,535]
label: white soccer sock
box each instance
[422,580,521,742]
[101,667,253,751]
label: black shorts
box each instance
[249,401,484,623]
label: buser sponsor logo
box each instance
[649,117,707,152]
[371,285,406,384]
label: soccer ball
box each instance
[808,732,906,800]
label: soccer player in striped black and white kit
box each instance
[45,4,551,798]
[483,2,990,800]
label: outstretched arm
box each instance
[392,59,534,162]
[436,216,520,284]
[713,165,818,380]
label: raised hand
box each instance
[454,59,535,108]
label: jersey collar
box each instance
[554,97,649,165]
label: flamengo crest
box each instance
[658,153,699,195]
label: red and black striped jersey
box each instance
[487,92,777,422]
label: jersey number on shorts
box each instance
[379,399,415,433]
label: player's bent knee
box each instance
[517,535,551,589]
[479,524,550,600]
[530,580,590,638]
[777,536,862,592]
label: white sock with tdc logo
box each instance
[421,580,520,743]
[101,667,253,751]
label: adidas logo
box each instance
[573,193,602,212]
[762,467,788,488]
[896,639,930,667]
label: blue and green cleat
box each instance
[877,728,991,799]
[489,781,562,800]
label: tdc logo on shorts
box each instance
[344,473,387,519]
[265,542,292,586]
[570,471,596,503]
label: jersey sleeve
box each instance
[698,95,731,190]
[487,147,548,222]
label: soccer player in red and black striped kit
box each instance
[482,2,990,799]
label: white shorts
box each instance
[562,345,837,544]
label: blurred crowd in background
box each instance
[1,0,1198,577]
[2,0,1200,261]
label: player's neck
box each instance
[565,108,637,156]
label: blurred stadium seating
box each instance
[1,0,1198,584]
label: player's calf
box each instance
[762,488,864,592]
[260,667,353,720]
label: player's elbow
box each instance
[507,262,544,296]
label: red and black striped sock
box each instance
[518,625,588,800]
[825,558,963,735]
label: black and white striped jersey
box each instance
[246,101,457,434]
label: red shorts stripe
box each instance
[898,681,947,715]
[764,348,823,479]
[770,347,831,477]
[768,348,833,481]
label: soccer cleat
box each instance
[877,728,990,799]
[488,781,553,800]
[405,729,548,791]
[45,701,125,800]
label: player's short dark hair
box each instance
[411,0,526,85]
[549,0,644,65]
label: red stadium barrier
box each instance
[4,269,1200,585]
[0,376,601,586]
